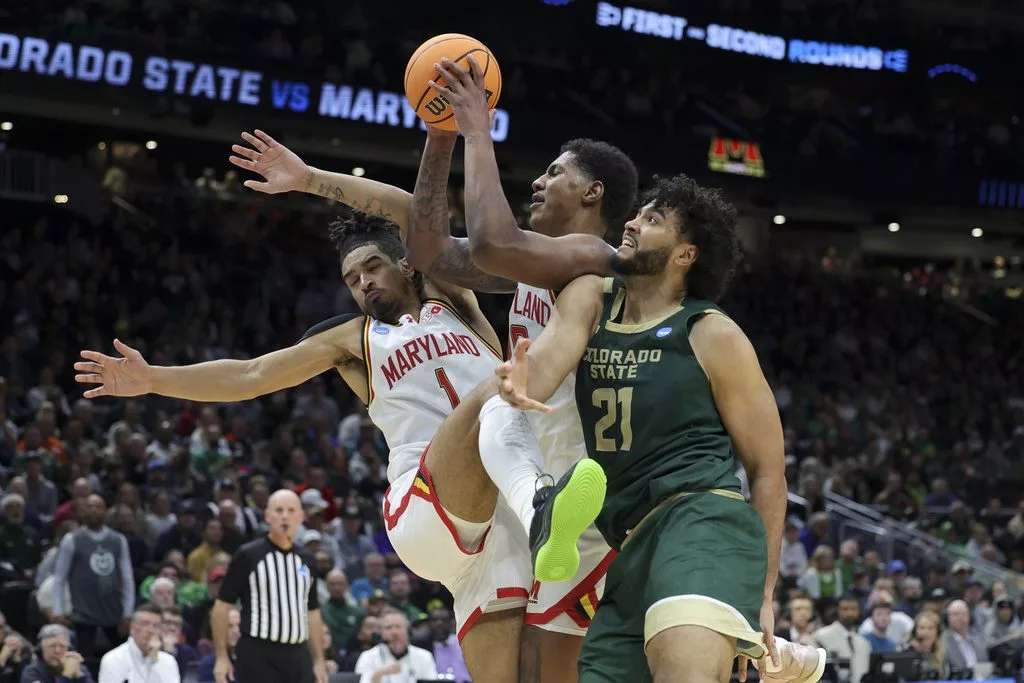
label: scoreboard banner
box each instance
[0,32,511,142]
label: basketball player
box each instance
[433,56,828,683]
[72,211,604,683]
[226,126,637,682]
[488,174,829,683]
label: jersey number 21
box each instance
[592,387,633,452]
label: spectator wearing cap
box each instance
[950,560,973,596]
[984,595,1023,652]
[350,553,388,606]
[297,467,338,521]
[187,518,223,583]
[365,589,390,618]
[780,516,808,583]
[923,587,950,615]
[847,567,872,609]
[943,599,989,673]
[812,593,872,683]
[153,500,201,562]
[337,506,375,581]
[298,489,341,567]
[0,492,41,581]
[322,570,364,651]
[862,595,898,653]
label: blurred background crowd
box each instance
[1,0,1023,682]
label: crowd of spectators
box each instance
[1,157,1022,680]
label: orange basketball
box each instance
[404,33,502,132]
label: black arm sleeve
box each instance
[298,547,320,610]
[299,314,361,342]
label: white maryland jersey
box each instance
[508,284,587,478]
[365,299,502,483]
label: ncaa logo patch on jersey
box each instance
[656,327,672,338]
[298,564,310,578]
[373,325,390,335]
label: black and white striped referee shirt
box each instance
[219,537,319,644]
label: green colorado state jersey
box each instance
[575,278,741,549]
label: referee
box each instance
[212,489,328,683]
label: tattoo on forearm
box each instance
[410,144,456,239]
[428,241,515,293]
[411,142,515,292]
[303,170,314,193]
[313,177,391,219]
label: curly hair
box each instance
[640,174,741,302]
[560,139,638,230]
[328,210,405,262]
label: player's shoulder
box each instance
[557,274,607,302]
[234,536,274,562]
[299,313,366,343]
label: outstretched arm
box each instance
[75,322,358,404]
[229,130,412,232]
[433,58,617,290]
[407,131,515,294]
[497,275,605,409]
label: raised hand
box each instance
[74,339,153,398]
[228,129,310,194]
[495,339,552,413]
[428,56,493,139]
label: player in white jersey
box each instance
[218,121,824,682]
[73,205,605,683]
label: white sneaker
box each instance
[756,637,827,683]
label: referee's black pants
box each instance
[235,636,313,683]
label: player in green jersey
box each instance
[497,174,826,683]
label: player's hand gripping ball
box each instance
[404,33,502,132]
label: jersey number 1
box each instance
[435,368,460,409]
[592,387,634,452]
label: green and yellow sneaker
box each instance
[529,459,607,583]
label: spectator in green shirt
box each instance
[0,493,41,581]
[322,569,364,650]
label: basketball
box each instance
[404,33,502,132]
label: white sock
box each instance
[478,395,545,537]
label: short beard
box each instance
[363,296,402,323]
[610,246,672,277]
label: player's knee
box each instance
[647,626,734,683]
